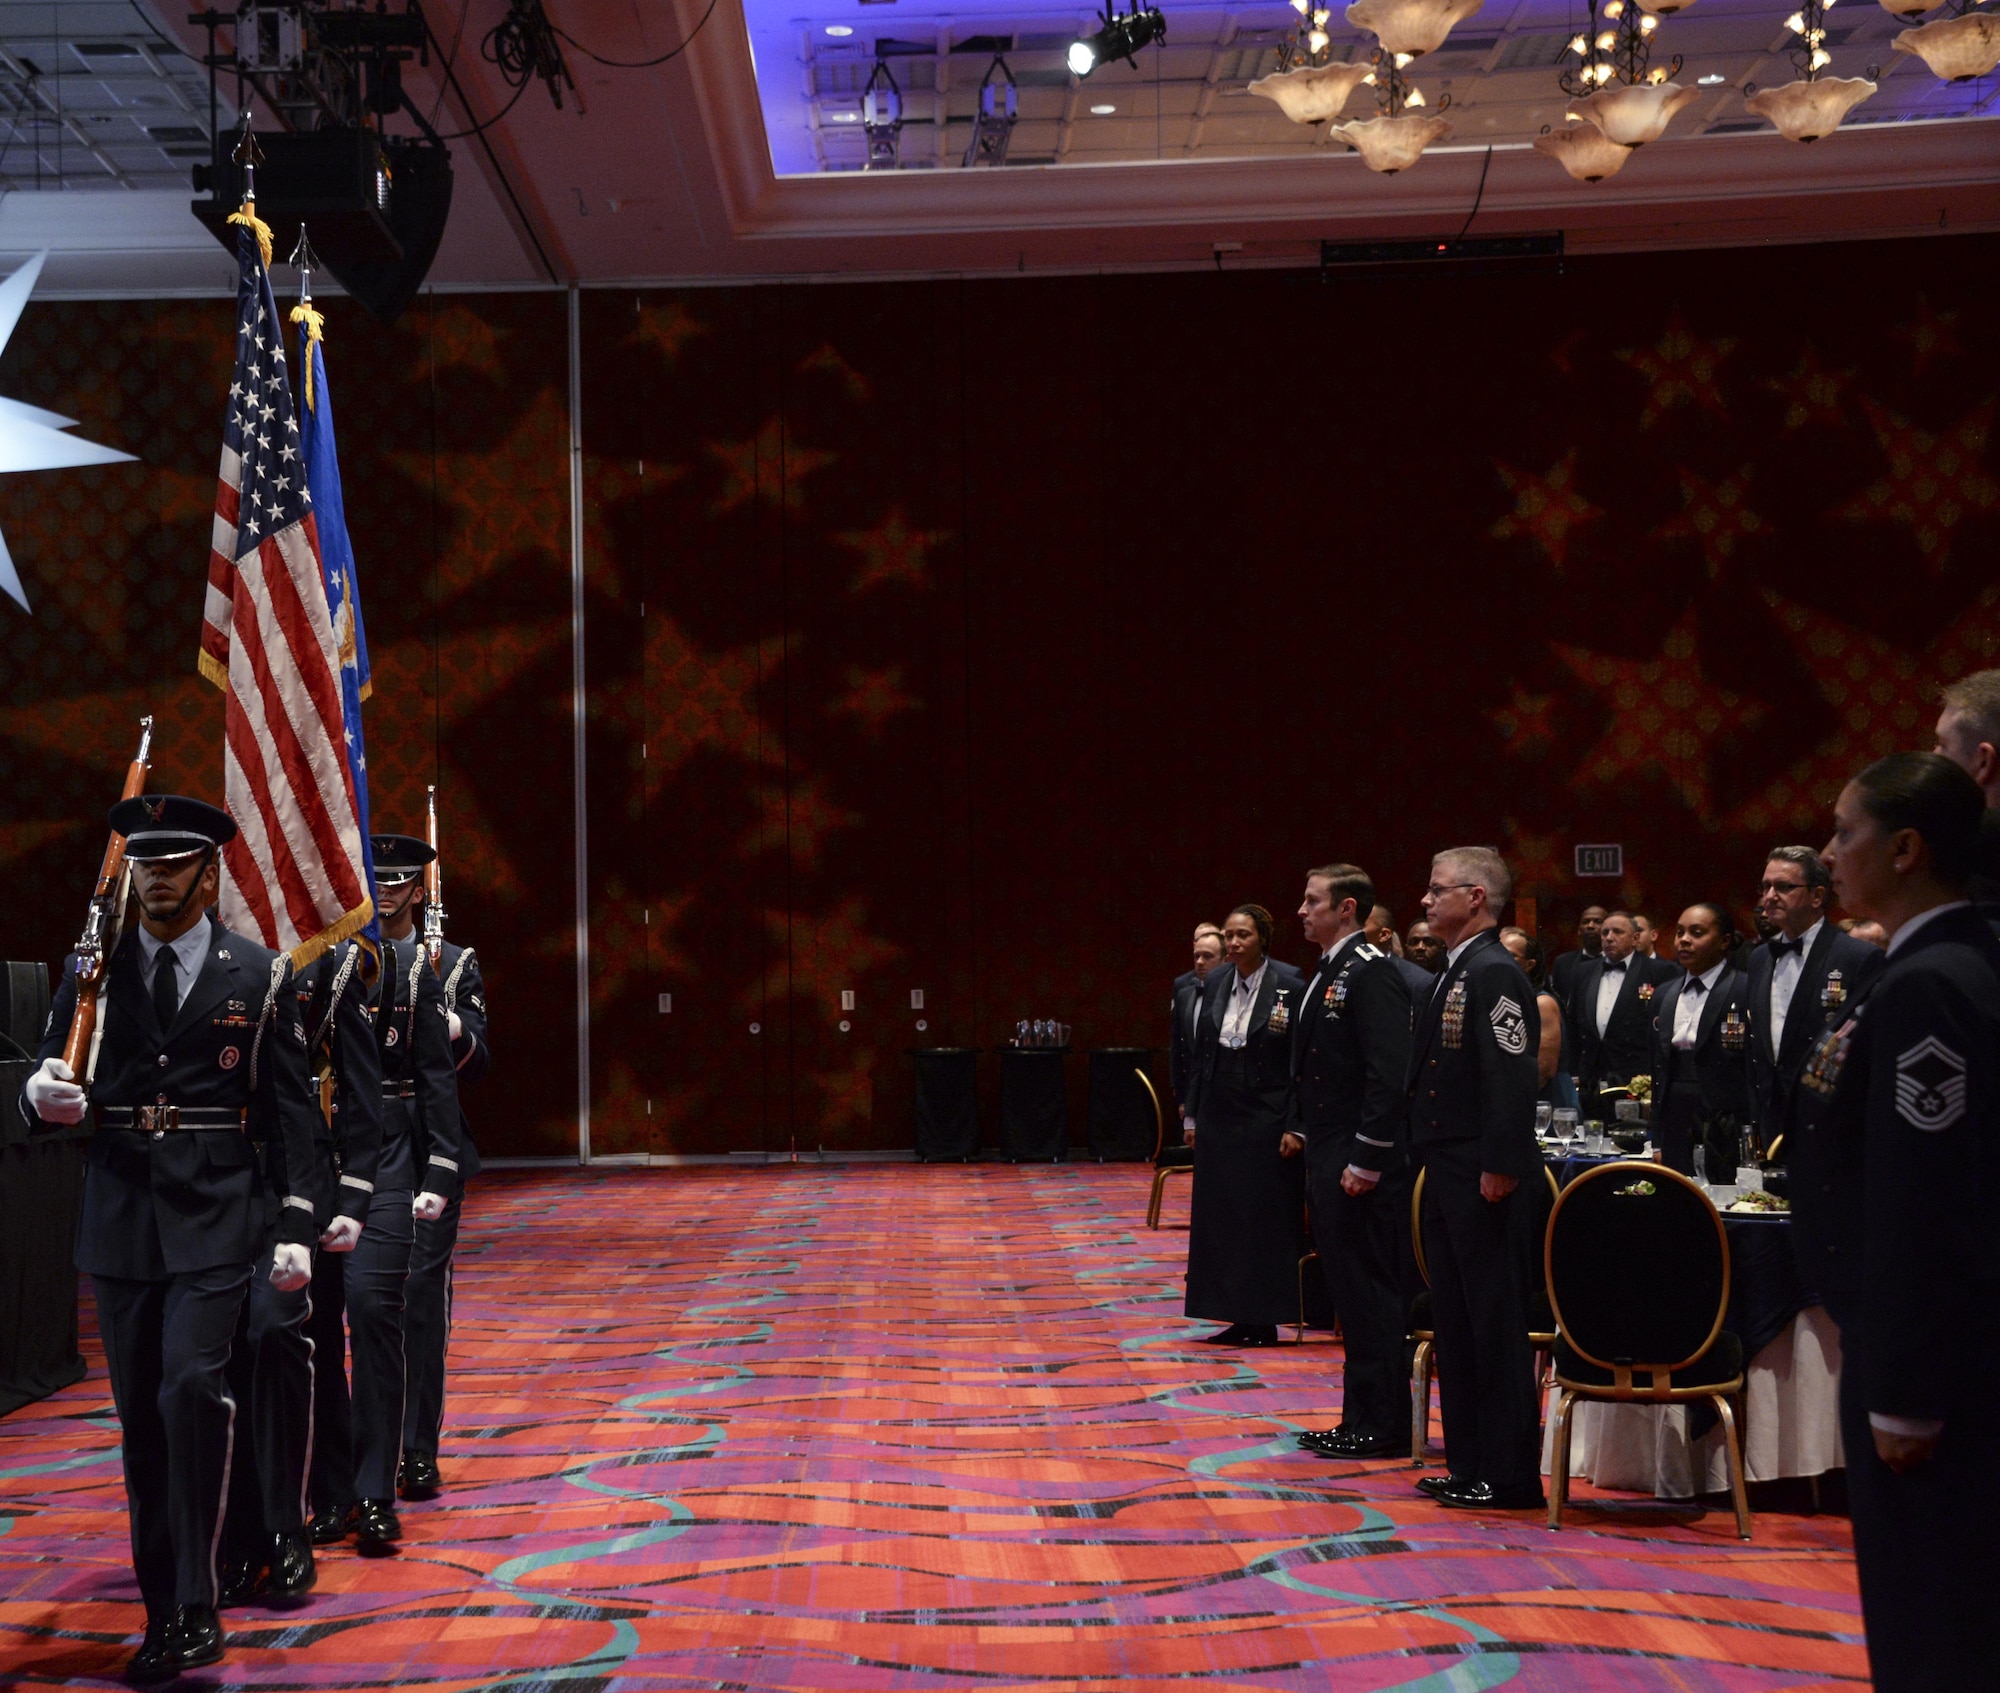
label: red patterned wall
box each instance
[3,233,1994,1158]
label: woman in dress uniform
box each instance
[1802,752,2000,1691]
[1647,903,1753,1178]
[1180,904,1306,1346]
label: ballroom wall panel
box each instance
[1,232,1994,1158]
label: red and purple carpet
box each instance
[0,1165,1863,1689]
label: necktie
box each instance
[151,947,179,1033]
[1770,936,1804,959]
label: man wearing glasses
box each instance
[1405,848,1543,1511]
[1746,845,1883,1158]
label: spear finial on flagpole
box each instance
[289,224,326,408]
[227,113,273,270]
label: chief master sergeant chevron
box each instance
[20,795,322,1685]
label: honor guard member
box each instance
[1288,866,1415,1460]
[226,934,384,1580]
[1747,846,1885,1158]
[1802,754,2000,1690]
[394,857,490,1500]
[1406,848,1545,1511]
[20,797,320,1682]
[306,835,463,1552]
[1647,903,1755,1180]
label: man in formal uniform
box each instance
[1647,903,1754,1178]
[1369,903,1437,1006]
[390,850,490,1500]
[1288,865,1413,1460]
[1169,924,1224,1131]
[1568,911,1679,1118]
[229,933,384,1593]
[1746,846,1883,1156]
[1549,904,1606,1001]
[21,796,320,1681]
[1404,922,1443,973]
[306,836,463,1551]
[1932,668,2000,932]
[1406,847,1543,1511]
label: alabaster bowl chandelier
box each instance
[1343,0,1484,56]
[1742,0,1878,139]
[1248,59,1376,122]
[1892,4,2000,80]
[1533,122,1634,180]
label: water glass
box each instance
[1692,1145,1708,1187]
[1535,1104,1555,1139]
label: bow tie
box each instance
[1685,977,1707,996]
[1770,936,1805,959]
[1603,960,1628,975]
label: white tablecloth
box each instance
[1540,1305,1844,1499]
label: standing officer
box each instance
[307,836,462,1551]
[1803,753,2000,1689]
[1647,903,1754,1178]
[395,865,489,1500]
[1406,847,1543,1511]
[1169,924,1224,1131]
[1747,845,1884,1157]
[20,797,320,1682]
[1568,911,1679,1119]
[1289,864,1414,1460]
[219,930,382,1605]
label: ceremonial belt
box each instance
[382,1080,416,1099]
[99,1105,249,1133]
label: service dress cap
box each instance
[110,794,237,862]
[372,833,437,886]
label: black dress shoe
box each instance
[1416,1472,1474,1499]
[400,1453,442,1500]
[165,1603,225,1671]
[1433,1478,1545,1510]
[1303,1429,1410,1460]
[1238,1325,1281,1347]
[265,1530,317,1602]
[353,1498,403,1554]
[125,1616,177,1684]
[308,1503,354,1545]
[1195,1325,1249,1345]
[218,1552,264,1608]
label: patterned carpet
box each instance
[0,1165,1864,1690]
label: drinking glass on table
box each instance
[1553,1108,1579,1150]
[1692,1145,1708,1187]
[1536,1104,1555,1140]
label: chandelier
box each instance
[1892,3,2000,80]
[1533,122,1634,180]
[1327,50,1453,169]
[1744,0,1877,140]
[1556,0,1696,146]
[1249,59,1375,123]
[1343,0,1484,56]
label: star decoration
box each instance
[838,507,950,593]
[1654,466,1768,580]
[1490,450,1602,573]
[798,343,872,402]
[1616,311,1737,430]
[1834,400,1998,573]
[0,817,84,872]
[1893,297,1963,375]
[827,664,923,741]
[634,301,707,364]
[1553,608,1768,821]
[426,303,508,380]
[1503,819,1567,894]
[1761,348,1855,434]
[706,417,835,516]
[642,615,787,773]
[748,896,902,1015]
[1488,684,1556,757]
[0,251,138,612]
[739,777,860,871]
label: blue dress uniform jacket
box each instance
[1745,922,1884,1152]
[1790,905,2000,1690]
[376,940,465,1199]
[435,937,487,1178]
[1648,963,1754,1174]
[1408,929,1543,1180]
[289,938,385,1229]
[1168,968,1201,1112]
[32,914,320,1275]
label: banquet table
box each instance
[1537,1154,1845,1498]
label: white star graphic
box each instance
[0,252,137,612]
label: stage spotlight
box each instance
[963,55,1020,166]
[1067,3,1167,77]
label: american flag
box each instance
[198,213,374,967]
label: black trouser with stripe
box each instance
[222,1244,316,1557]
[342,1187,413,1501]
[402,1192,461,1465]
[93,1265,252,1616]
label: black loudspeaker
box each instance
[192,129,454,326]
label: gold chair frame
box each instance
[1543,1160,1752,1540]
[1138,1070,1191,1229]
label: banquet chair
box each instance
[1139,1071,1191,1229]
[1544,1161,1751,1539]
[1409,1166,1560,1461]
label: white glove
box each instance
[447,1011,463,1042]
[413,1190,447,1221]
[319,1216,363,1252]
[25,1058,87,1125]
[270,1243,312,1291]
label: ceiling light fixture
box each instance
[1343,0,1484,57]
[1892,5,2000,80]
[1067,2,1167,77]
[861,59,904,167]
[1249,59,1374,122]
[1091,102,1118,112]
[825,23,854,36]
[1697,70,1726,81]
[1551,0,1695,150]
[1328,50,1452,169]
[1533,121,1634,179]
[965,55,1021,165]
[1744,0,1877,139]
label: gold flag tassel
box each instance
[228,200,275,272]
[289,302,325,411]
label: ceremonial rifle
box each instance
[62,717,154,1088]
[423,783,446,973]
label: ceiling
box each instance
[0,0,1993,299]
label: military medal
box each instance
[1442,980,1467,1050]
[1637,982,1655,1003]
[1326,974,1350,1017]
[1721,1008,1747,1052]
[1822,969,1845,1011]
[1801,1018,1856,1097]
[1267,989,1291,1034]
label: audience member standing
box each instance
[1290,866,1413,1459]
[1568,911,1679,1118]
[1933,668,2000,932]
[1648,903,1754,1178]
[1169,924,1224,1135]
[1181,906,1305,1347]
[1800,753,2000,1691]
[1500,928,1577,1112]
[1550,905,1607,1001]
[1405,922,1443,974]
[1406,848,1543,1511]
[1747,846,1883,1158]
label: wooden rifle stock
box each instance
[423,783,445,973]
[62,717,154,1086]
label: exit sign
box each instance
[1575,843,1624,878]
